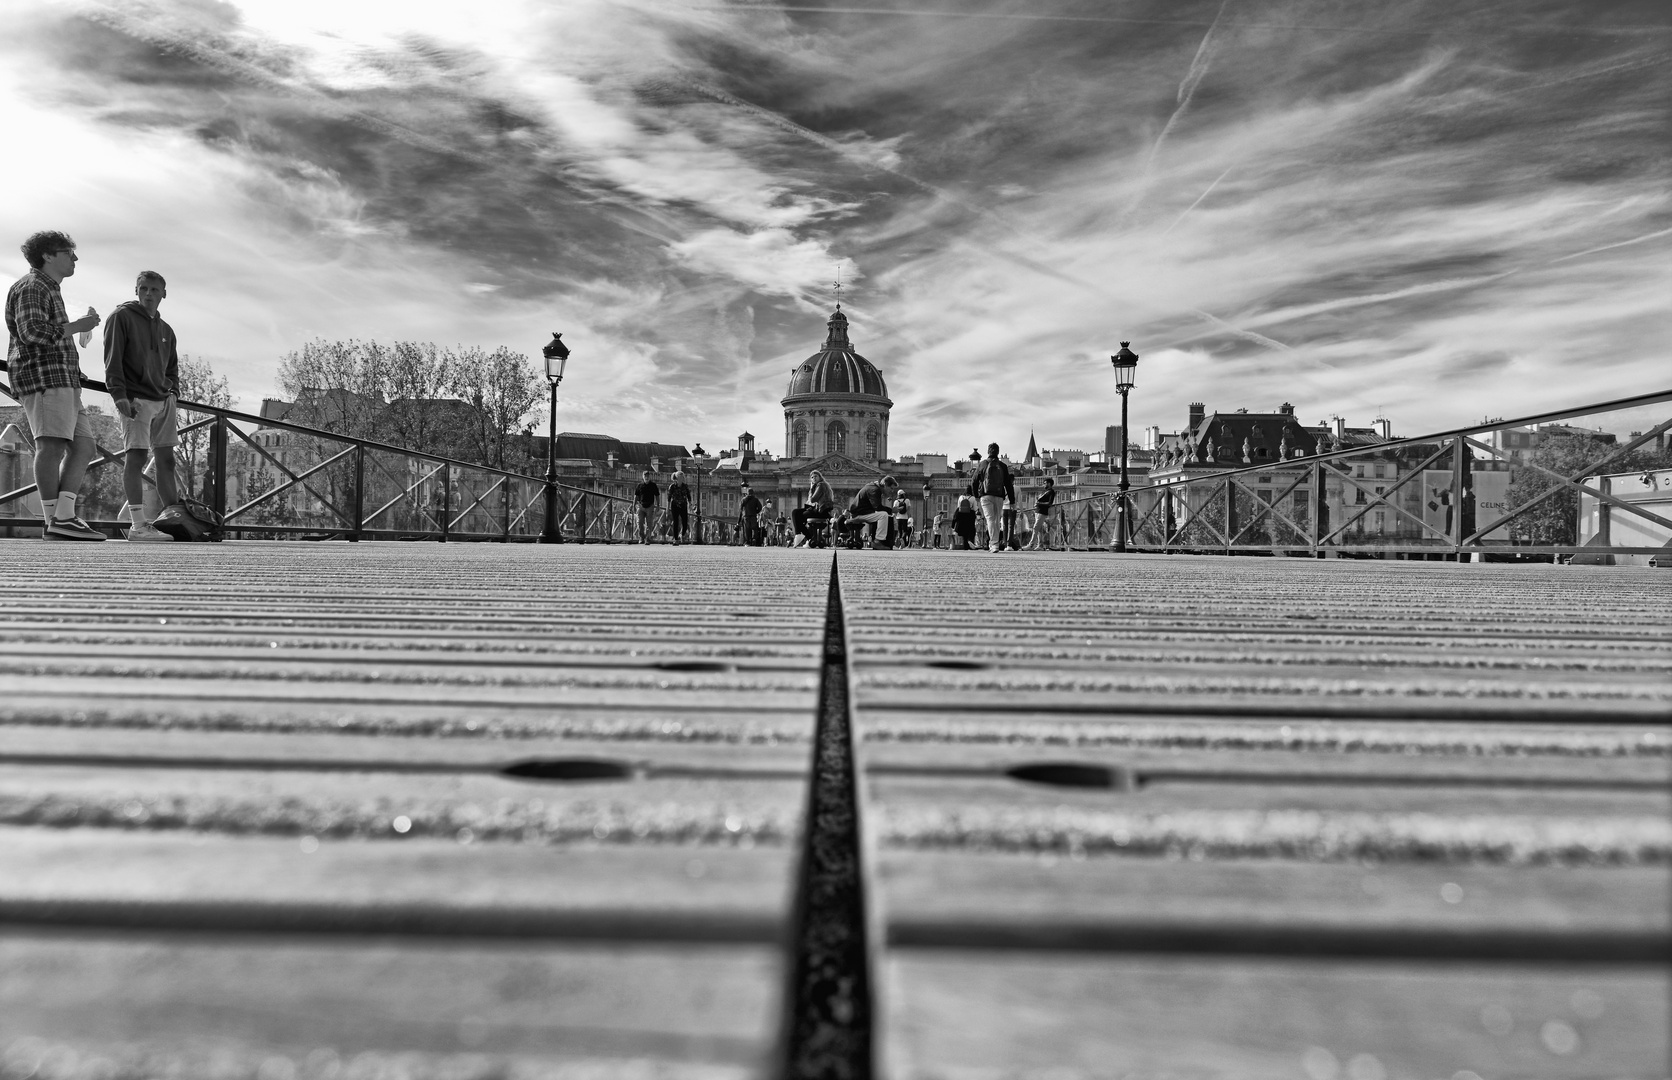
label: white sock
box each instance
[124,503,147,525]
[54,492,76,521]
[40,498,56,523]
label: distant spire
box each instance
[1025,430,1038,463]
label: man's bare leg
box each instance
[153,446,180,506]
[31,436,67,518]
[123,449,151,508]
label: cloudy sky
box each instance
[2,0,1667,455]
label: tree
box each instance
[454,345,542,471]
[176,354,234,502]
[1504,435,1670,545]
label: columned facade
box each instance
[781,307,892,463]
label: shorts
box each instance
[121,395,177,450]
[20,385,94,442]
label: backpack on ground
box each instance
[153,497,224,542]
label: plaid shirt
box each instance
[4,269,82,397]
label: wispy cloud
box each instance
[0,0,1665,453]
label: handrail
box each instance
[1046,386,1672,509]
[0,372,644,509]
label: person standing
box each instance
[968,442,1016,553]
[666,471,691,545]
[739,484,763,546]
[633,470,659,543]
[1025,477,1058,550]
[932,508,946,548]
[952,495,977,550]
[5,231,104,541]
[103,270,182,542]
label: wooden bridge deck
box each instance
[0,544,1666,1080]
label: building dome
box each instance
[781,307,892,462]
[784,309,890,402]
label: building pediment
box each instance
[793,452,884,480]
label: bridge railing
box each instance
[1036,388,1671,559]
[0,376,655,542]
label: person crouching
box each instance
[847,475,899,549]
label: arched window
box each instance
[827,421,847,456]
[864,424,880,461]
[793,423,808,457]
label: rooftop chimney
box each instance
[1278,402,1295,416]
[1187,402,1205,429]
[1332,416,1347,441]
[1373,417,1392,440]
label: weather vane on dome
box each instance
[833,267,843,311]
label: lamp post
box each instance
[1110,341,1139,553]
[921,481,932,548]
[690,444,707,544]
[540,332,570,544]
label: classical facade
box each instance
[781,307,891,462]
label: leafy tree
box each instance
[176,353,234,502]
[1504,434,1670,545]
[455,345,543,471]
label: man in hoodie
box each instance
[103,270,180,542]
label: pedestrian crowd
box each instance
[627,442,1064,553]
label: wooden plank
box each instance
[881,951,1669,1080]
[874,851,1670,939]
[2,932,778,1078]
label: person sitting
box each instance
[848,475,899,549]
[792,469,835,547]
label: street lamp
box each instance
[1110,341,1139,553]
[691,443,708,545]
[540,332,570,544]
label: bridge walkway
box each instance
[0,544,1665,1080]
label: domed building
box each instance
[782,306,891,462]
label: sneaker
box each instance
[45,516,106,542]
[125,521,174,543]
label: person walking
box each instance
[931,508,946,548]
[666,471,691,545]
[891,491,911,549]
[968,442,1016,553]
[633,470,659,543]
[848,475,899,548]
[739,484,763,546]
[1025,477,1057,550]
[792,468,834,547]
[952,495,977,550]
[5,231,104,541]
[103,270,183,542]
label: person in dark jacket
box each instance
[633,471,659,543]
[849,475,899,548]
[103,270,181,542]
[739,485,763,546]
[952,495,977,550]
[666,472,691,545]
[967,443,1016,553]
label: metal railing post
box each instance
[1450,436,1464,559]
[351,444,365,542]
[210,416,228,525]
[440,467,451,543]
[1224,479,1235,555]
[1310,461,1321,557]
